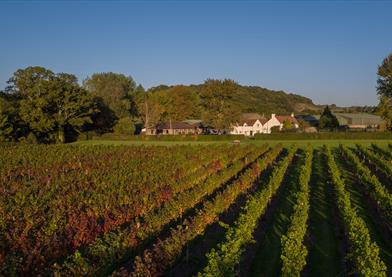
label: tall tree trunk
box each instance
[58,126,65,143]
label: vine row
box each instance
[199,146,297,276]
[51,145,271,276]
[339,145,392,221]
[325,146,387,276]
[116,145,284,276]
[355,144,392,180]
[280,145,313,277]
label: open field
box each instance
[74,138,392,148]
[1,143,391,276]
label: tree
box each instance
[7,66,96,143]
[159,86,200,122]
[200,79,240,130]
[282,119,294,130]
[377,53,392,130]
[378,96,392,130]
[135,85,201,128]
[85,98,117,134]
[84,72,138,119]
[319,106,339,129]
[135,91,165,128]
[113,117,136,135]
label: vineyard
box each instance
[1,143,391,276]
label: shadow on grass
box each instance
[306,149,345,276]
[247,150,303,277]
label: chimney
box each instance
[271,113,276,118]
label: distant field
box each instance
[1,143,391,276]
[74,138,392,147]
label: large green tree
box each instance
[377,53,392,130]
[136,85,200,128]
[157,85,200,122]
[319,105,339,129]
[7,66,96,143]
[199,79,240,130]
[84,72,138,119]
[136,90,165,128]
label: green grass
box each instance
[248,149,303,276]
[73,139,392,148]
[307,149,343,276]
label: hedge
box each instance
[82,131,392,142]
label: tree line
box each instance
[0,67,244,143]
[0,53,391,143]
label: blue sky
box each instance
[0,1,391,106]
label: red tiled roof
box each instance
[259,118,268,124]
[276,116,298,124]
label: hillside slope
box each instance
[148,82,317,117]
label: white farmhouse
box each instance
[231,113,299,136]
[230,113,268,136]
[265,113,299,132]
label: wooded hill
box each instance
[148,82,316,117]
[142,81,378,131]
[139,80,320,130]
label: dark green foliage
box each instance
[378,96,392,130]
[319,106,339,129]
[88,98,117,134]
[6,66,96,143]
[377,53,392,99]
[83,72,138,119]
[200,79,241,130]
[282,119,294,130]
[377,53,392,130]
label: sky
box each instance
[0,1,391,106]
